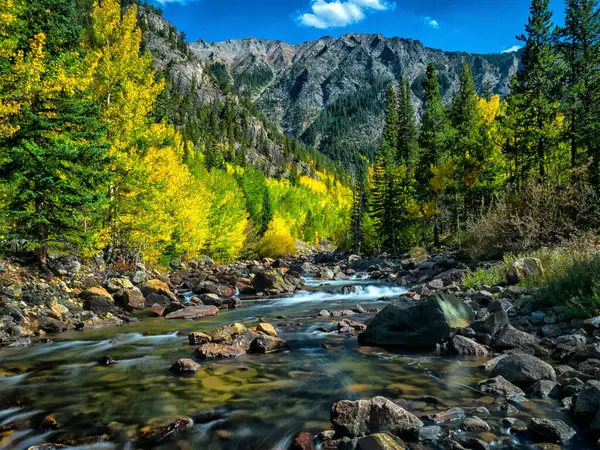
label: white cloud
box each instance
[298,0,395,29]
[501,45,522,53]
[423,16,439,29]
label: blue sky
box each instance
[149,0,566,54]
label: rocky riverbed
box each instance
[1,252,600,449]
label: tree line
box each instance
[353,0,600,256]
[0,0,351,267]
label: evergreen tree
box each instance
[381,84,399,151]
[370,147,398,252]
[396,76,417,164]
[417,63,451,246]
[510,0,561,181]
[0,96,111,264]
[350,166,366,254]
[555,0,600,175]
[449,59,484,221]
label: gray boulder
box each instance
[494,326,539,350]
[449,335,489,356]
[571,380,600,430]
[476,376,524,396]
[252,270,304,295]
[357,293,474,349]
[331,396,423,438]
[528,418,576,442]
[491,353,556,388]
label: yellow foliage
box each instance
[430,159,457,193]
[257,216,297,258]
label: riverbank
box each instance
[1,252,600,449]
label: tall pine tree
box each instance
[397,76,417,164]
[555,0,600,179]
[510,0,561,181]
[417,63,451,247]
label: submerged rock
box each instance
[291,432,315,450]
[357,293,474,349]
[330,396,423,438]
[137,417,194,445]
[169,358,201,374]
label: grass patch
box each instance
[462,265,504,290]
[500,241,600,317]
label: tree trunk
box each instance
[36,244,48,266]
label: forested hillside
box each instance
[355,0,600,269]
[0,0,351,267]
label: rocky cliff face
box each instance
[191,35,520,160]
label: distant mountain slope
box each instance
[137,7,342,177]
[190,35,520,164]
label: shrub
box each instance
[257,216,297,258]
[464,173,600,260]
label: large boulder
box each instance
[113,287,145,310]
[528,418,576,442]
[331,396,423,438]
[212,323,247,343]
[491,354,556,388]
[141,280,175,301]
[252,270,304,295]
[192,281,234,297]
[493,326,539,350]
[164,305,219,320]
[249,335,289,353]
[571,380,600,430]
[357,293,474,349]
[506,258,544,285]
[105,277,134,293]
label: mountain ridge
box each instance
[190,33,520,164]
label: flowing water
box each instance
[0,276,590,449]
